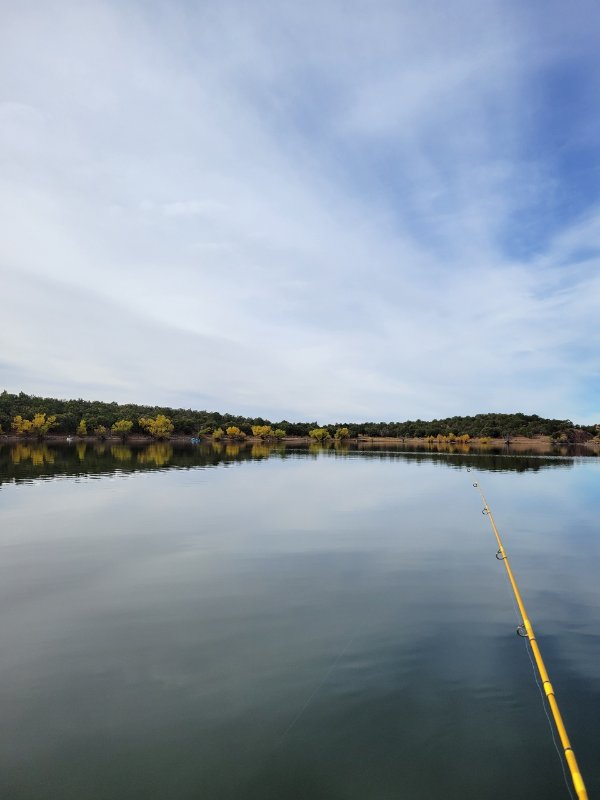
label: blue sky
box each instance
[1,0,599,423]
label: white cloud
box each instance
[1,0,599,423]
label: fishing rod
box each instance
[471,475,588,800]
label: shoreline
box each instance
[2,433,599,452]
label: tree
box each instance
[31,413,58,439]
[111,419,133,441]
[12,413,57,439]
[77,419,87,436]
[309,428,330,442]
[251,424,272,439]
[335,427,350,440]
[212,427,224,441]
[139,415,174,440]
[273,429,286,439]
[226,426,246,440]
[94,425,108,440]
[12,415,32,435]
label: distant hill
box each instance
[0,390,596,439]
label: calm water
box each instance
[0,443,598,799]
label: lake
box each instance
[0,442,598,799]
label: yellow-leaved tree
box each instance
[77,419,87,436]
[139,415,174,440]
[12,413,57,439]
[309,428,330,442]
[12,415,32,435]
[226,426,246,440]
[111,419,133,441]
[335,427,350,440]
[251,425,272,439]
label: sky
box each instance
[1,0,599,424]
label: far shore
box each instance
[2,433,599,452]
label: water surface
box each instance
[0,443,598,799]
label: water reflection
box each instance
[110,444,133,462]
[0,441,593,486]
[251,443,285,459]
[9,443,56,466]
[137,443,173,466]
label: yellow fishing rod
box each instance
[472,476,588,800]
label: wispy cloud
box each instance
[1,0,599,422]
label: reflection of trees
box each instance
[421,442,473,454]
[111,444,133,462]
[334,440,350,452]
[11,443,55,465]
[251,444,271,459]
[137,443,173,467]
[0,441,589,487]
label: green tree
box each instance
[273,429,286,439]
[335,427,350,440]
[309,428,330,442]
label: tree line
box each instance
[0,390,596,440]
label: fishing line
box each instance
[276,626,360,746]
[480,488,571,796]
[467,468,587,800]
